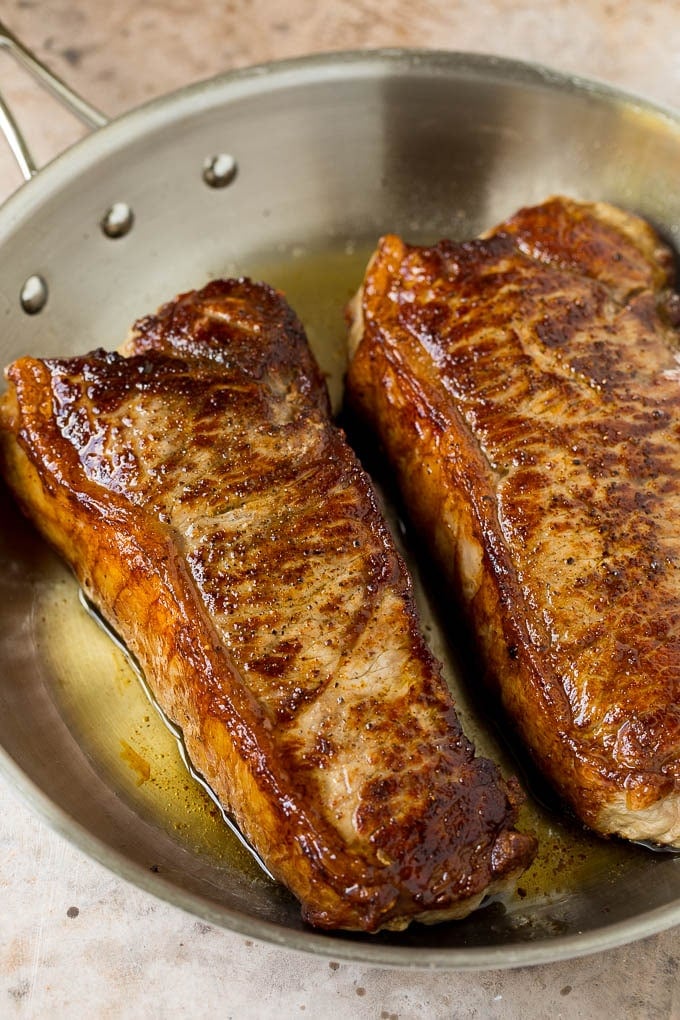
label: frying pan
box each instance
[1,21,679,969]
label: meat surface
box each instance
[346,197,680,847]
[0,279,535,932]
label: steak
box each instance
[346,197,680,847]
[0,279,535,931]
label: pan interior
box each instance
[0,51,679,967]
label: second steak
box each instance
[347,197,680,847]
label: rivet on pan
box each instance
[203,153,238,188]
[20,275,48,315]
[101,202,134,239]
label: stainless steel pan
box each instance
[1,22,679,969]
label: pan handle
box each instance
[0,19,108,180]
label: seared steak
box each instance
[0,279,535,931]
[347,197,680,846]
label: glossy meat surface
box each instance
[347,198,680,846]
[0,279,535,931]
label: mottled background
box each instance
[0,1,679,1017]
[2,0,679,204]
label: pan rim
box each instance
[2,738,678,971]
[2,45,680,222]
[1,47,679,969]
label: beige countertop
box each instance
[1,2,679,1017]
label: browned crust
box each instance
[0,278,536,931]
[346,197,680,846]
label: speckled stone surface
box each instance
[0,2,679,1017]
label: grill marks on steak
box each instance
[0,278,535,931]
[346,197,680,845]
